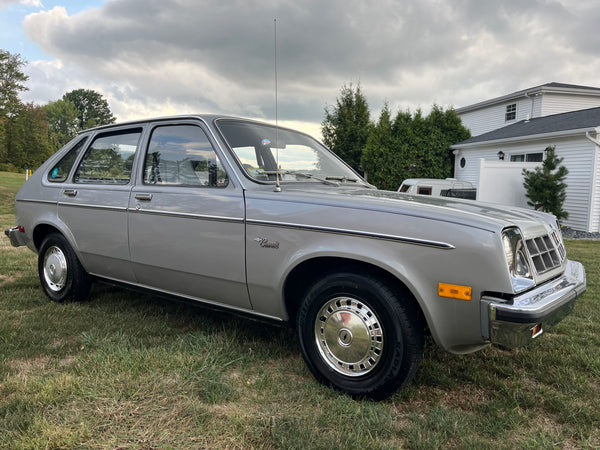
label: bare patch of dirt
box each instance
[8,356,50,375]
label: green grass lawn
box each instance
[1,171,598,448]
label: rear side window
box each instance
[417,186,432,195]
[74,129,142,184]
[47,137,88,182]
[143,124,229,187]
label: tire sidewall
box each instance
[38,233,88,302]
[297,272,421,399]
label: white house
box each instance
[452,83,600,233]
[458,82,600,137]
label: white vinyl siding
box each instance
[590,144,600,232]
[454,85,600,231]
[541,93,600,117]
[454,148,502,189]
[557,139,595,231]
[459,99,530,137]
[454,137,596,231]
[458,90,600,137]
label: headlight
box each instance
[551,220,566,261]
[502,227,535,293]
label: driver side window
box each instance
[143,124,228,187]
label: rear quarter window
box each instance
[47,137,88,183]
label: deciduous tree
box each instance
[0,49,28,118]
[44,99,80,148]
[0,49,29,168]
[63,88,116,130]
[5,103,53,170]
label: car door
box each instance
[128,121,250,309]
[58,127,143,282]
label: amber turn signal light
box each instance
[438,283,472,301]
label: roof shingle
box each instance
[455,107,600,146]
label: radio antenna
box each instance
[273,18,281,192]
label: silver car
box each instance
[5,115,587,399]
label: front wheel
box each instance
[38,233,91,302]
[297,271,423,399]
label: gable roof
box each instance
[456,82,600,114]
[453,106,600,147]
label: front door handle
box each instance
[135,193,153,201]
[63,189,77,197]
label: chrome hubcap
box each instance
[314,297,384,377]
[43,246,67,292]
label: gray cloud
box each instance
[21,0,600,135]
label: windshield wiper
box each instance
[325,175,359,182]
[261,170,340,186]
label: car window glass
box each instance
[47,137,88,183]
[74,129,141,184]
[216,119,361,184]
[143,124,229,187]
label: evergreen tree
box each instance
[522,146,569,220]
[321,83,371,173]
[361,103,402,189]
[360,104,470,189]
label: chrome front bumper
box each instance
[482,260,586,349]
[4,227,27,247]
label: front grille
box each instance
[526,233,565,274]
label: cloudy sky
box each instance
[1,0,600,139]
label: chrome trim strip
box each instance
[247,219,455,249]
[89,273,284,322]
[132,208,244,224]
[16,199,57,205]
[57,202,128,212]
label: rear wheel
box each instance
[38,233,91,302]
[297,271,423,399]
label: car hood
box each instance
[261,185,555,237]
[348,188,554,236]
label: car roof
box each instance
[77,114,247,134]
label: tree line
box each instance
[321,84,471,190]
[0,49,115,172]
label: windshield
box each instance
[216,119,365,185]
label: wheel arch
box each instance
[33,223,64,250]
[32,223,82,263]
[283,256,426,331]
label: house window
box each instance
[505,103,516,121]
[510,153,543,162]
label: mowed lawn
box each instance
[0,171,598,449]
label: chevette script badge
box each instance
[254,237,280,249]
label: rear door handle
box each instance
[135,193,153,201]
[63,189,77,197]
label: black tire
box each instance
[38,233,91,302]
[297,271,423,400]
